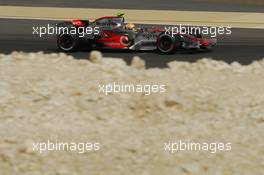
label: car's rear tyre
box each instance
[57,33,79,52]
[157,34,179,54]
[200,47,212,52]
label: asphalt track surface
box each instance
[0,19,264,68]
[0,0,264,12]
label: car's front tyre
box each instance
[157,34,180,54]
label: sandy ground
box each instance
[0,51,263,175]
[1,6,264,28]
[199,0,264,6]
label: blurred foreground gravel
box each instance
[0,51,263,175]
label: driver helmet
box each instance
[125,23,135,30]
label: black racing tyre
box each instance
[157,34,179,54]
[200,47,212,52]
[57,33,79,52]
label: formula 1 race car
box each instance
[56,14,216,54]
